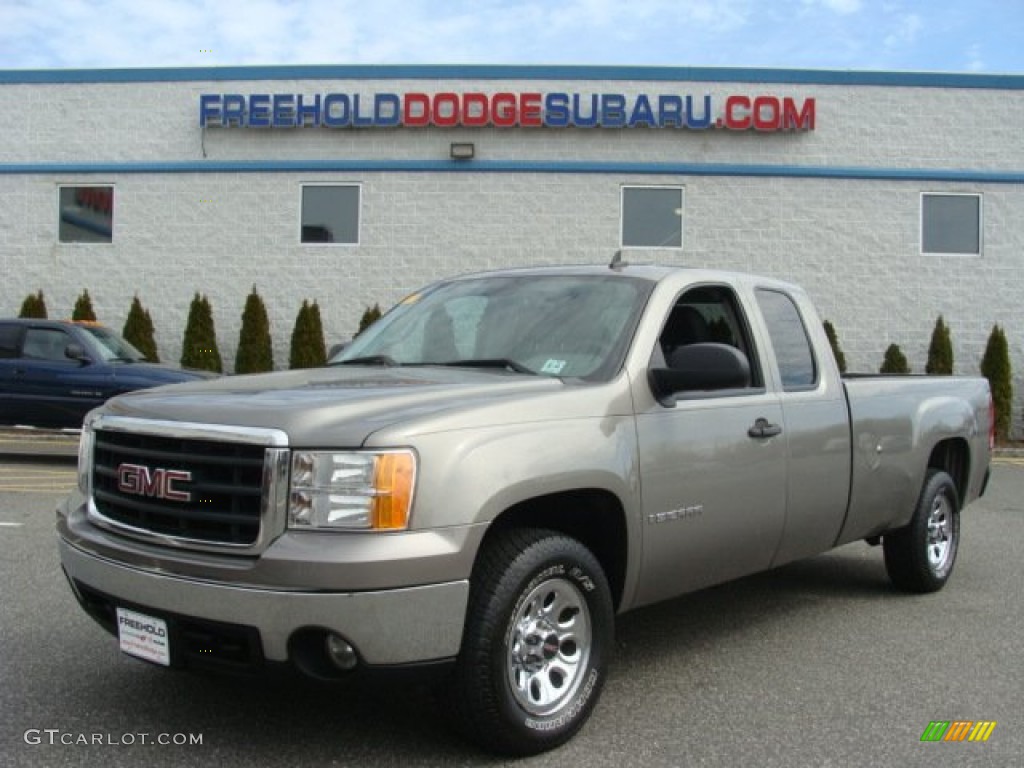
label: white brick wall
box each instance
[1,68,1022,436]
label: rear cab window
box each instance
[0,324,24,359]
[754,289,818,391]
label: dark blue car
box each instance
[0,319,216,429]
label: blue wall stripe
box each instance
[1,65,1022,90]
[1,159,1022,184]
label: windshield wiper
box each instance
[333,355,400,367]
[436,358,535,374]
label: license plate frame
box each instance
[116,606,170,666]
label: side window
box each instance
[0,325,23,359]
[656,285,762,391]
[755,289,817,390]
[21,328,74,362]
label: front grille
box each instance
[91,429,266,546]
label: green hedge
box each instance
[180,293,223,373]
[18,290,48,319]
[925,315,953,374]
[235,287,274,374]
[880,344,910,374]
[122,295,159,362]
[290,299,327,369]
[980,324,1012,442]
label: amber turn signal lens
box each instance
[372,452,416,530]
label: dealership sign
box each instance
[199,91,815,132]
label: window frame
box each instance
[620,185,684,250]
[299,182,362,246]
[651,282,766,400]
[0,323,25,359]
[920,192,983,257]
[21,326,76,363]
[57,184,115,244]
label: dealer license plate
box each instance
[116,607,170,666]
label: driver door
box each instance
[633,284,788,607]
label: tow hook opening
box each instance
[289,628,362,679]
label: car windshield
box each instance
[79,325,147,362]
[333,274,652,380]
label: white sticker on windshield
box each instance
[541,359,567,375]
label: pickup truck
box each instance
[57,264,993,755]
[0,318,214,429]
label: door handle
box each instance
[748,418,783,439]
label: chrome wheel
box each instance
[506,577,592,716]
[449,530,612,755]
[883,469,960,593]
[926,492,954,573]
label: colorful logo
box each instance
[920,721,997,742]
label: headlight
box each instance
[288,450,416,531]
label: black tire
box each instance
[447,528,614,756]
[883,469,960,593]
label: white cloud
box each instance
[0,0,759,68]
[883,12,922,50]
[965,43,984,72]
[802,0,862,14]
[0,0,1018,72]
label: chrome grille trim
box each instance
[84,415,290,555]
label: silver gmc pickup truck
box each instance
[57,263,993,755]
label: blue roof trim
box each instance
[1,65,1022,89]
[2,159,1022,183]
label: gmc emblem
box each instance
[116,463,192,502]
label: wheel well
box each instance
[927,438,970,508]
[482,490,628,611]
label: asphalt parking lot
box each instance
[1,451,1021,767]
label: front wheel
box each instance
[883,469,960,593]
[447,529,614,756]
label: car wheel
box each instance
[448,528,613,756]
[883,469,960,593]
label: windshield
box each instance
[334,274,652,380]
[79,325,147,362]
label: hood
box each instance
[108,361,219,385]
[101,365,567,446]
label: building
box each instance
[1,65,1021,435]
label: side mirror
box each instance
[65,343,90,365]
[650,343,751,405]
[327,341,351,359]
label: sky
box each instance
[0,0,1021,74]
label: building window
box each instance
[621,186,683,249]
[58,186,114,243]
[301,185,360,244]
[921,193,981,255]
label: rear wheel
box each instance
[883,469,960,593]
[448,529,613,756]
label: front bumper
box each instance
[59,535,469,670]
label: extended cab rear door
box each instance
[633,282,787,607]
[0,323,27,423]
[753,287,851,567]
